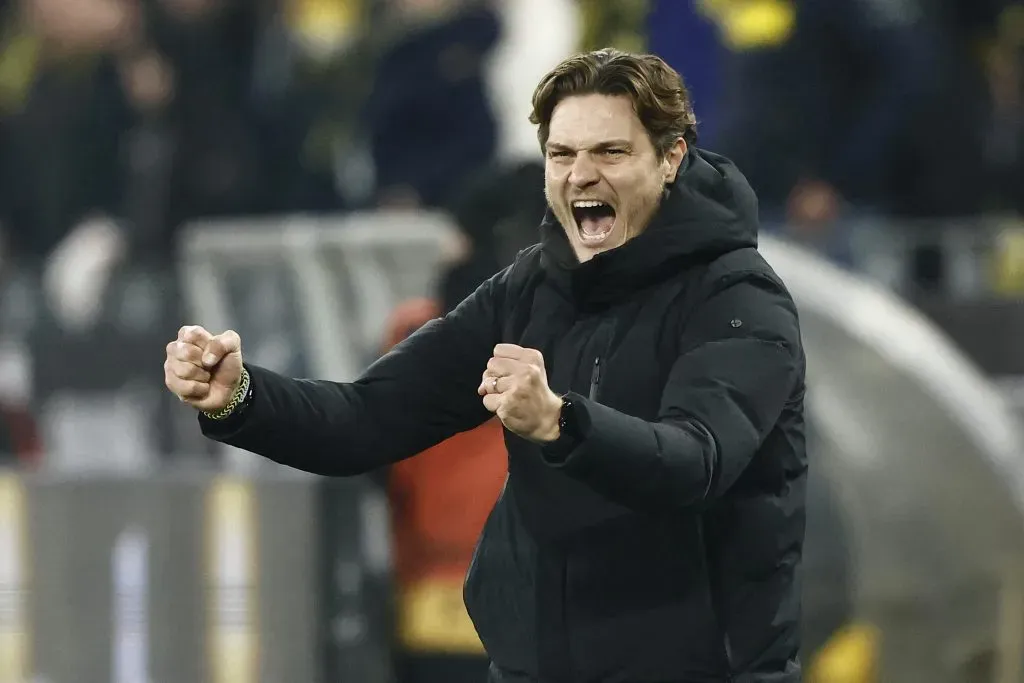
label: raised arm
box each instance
[180,268,508,476]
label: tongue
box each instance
[580,214,615,237]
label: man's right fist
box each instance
[164,325,244,413]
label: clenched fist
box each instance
[478,344,562,443]
[164,325,244,412]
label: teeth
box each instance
[572,200,607,208]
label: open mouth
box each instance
[571,200,617,244]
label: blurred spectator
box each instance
[484,0,578,165]
[985,3,1024,216]
[704,0,1021,278]
[250,0,377,209]
[706,0,945,227]
[0,0,325,329]
[896,0,1023,290]
[143,0,270,225]
[647,1,724,142]
[365,0,500,209]
[384,158,544,683]
[890,0,1018,219]
[442,159,545,288]
[576,0,645,53]
[0,0,140,329]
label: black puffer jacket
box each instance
[200,148,808,683]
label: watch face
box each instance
[559,398,574,431]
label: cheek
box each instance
[617,176,665,216]
[640,171,667,200]
[545,165,567,185]
[544,175,569,208]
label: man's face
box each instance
[544,93,685,262]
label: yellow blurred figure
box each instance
[576,0,647,52]
[285,0,362,58]
[993,222,1024,296]
[807,623,880,683]
[698,0,795,50]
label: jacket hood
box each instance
[539,147,759,305]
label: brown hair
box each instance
[529,48,698,157]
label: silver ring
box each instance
[491,376,499,392]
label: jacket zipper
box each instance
[588,357,602,401]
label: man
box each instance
[165,49,807,683]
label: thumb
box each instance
[202,330,241,368]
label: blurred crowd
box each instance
[0,0,1019,270]
[0,0,1021,451]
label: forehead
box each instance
[547,93,648,148]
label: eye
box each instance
[548,150,572,159]
[604,148,627,156]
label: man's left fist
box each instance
[478,344,562,443]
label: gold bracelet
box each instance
[203,367,251,420]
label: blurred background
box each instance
[0,0,1022,681]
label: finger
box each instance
[482,392,501,413]
[493,343,527,360]
[165,374,210,400]
[486,357,522,377]
[202,330,241,367]
[478,374,506,396]
[164,357,211,383]
[178,325,213,346]
[521,347,545,368]
[167,340,204,365]
[494,345,545,368]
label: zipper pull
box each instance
[589,357,602,401]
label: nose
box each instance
[568,152,599,189]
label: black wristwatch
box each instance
[544,394,581,460]
[558,395,579,439]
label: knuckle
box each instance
[183,325,209,344]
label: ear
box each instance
[662,138,687,184]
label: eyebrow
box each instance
[545,139,633,152]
